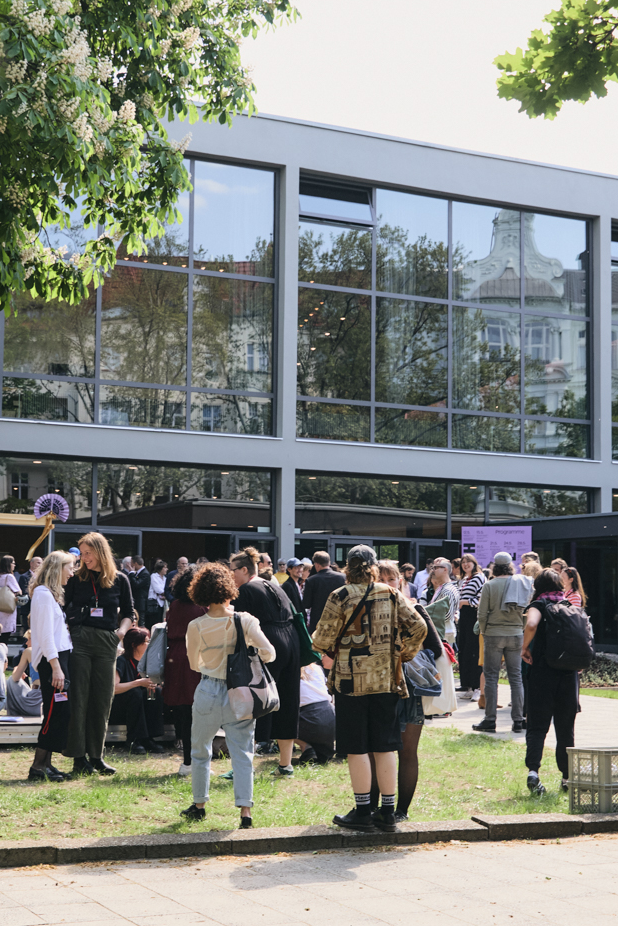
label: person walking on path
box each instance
[457,554,486,700]
[64,532,134,777]
[28,551,75,781]
[303,551,345,633]
[312,544,427,834]
[562,567,586,608]
[182,562,276,829]
[522,568,580,795]
[473,552,527,735]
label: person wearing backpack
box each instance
[522,568,592,795]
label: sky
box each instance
[244,0,618,176]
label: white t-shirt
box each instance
[300,662,331,707]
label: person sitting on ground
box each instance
[302,551,345,634]
[108,627,165,755]
[7,641,43,717]
[182,562,276,829]
[295,661,336,764]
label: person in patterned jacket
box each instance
[312,544,426,834]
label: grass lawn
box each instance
[0,728,567,842]
[580,688,618,699]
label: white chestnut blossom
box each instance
[5,58,28,83]
[97,57,113,81]
[73,112,93,143]
[118,99,136,122]
[24,9,54,36]
[170,132,192,152]
[179,25,200,49]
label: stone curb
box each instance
[1,813,617,867]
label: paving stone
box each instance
[229,824,343,854]
[409,819,488,843]
[55,835,148,864]
[0,841,56,868]
[144,832,233,859]
[579,812,618,834]
[471,812,583,840]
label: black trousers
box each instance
[145,605,164,631]
[173,704,193,765]
[37,650,71,753]
[525,661,579,779]
[109,687,165,744]
[255,622,300,742]
[457,605,481,690]
[298,700,336,762]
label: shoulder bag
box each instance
[0,575,17,614]
[137,621,167,684]
[227,614,280,721]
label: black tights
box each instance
[369,723,423,815]
[173,704,192,766]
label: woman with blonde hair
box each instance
[64,532,134,777]
[28,551,75,781]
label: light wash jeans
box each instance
[482,633,524,725]
[191,675,255,808]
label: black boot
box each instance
[89,757,117,775]
[472,719,496,733]
[69,756,95,777]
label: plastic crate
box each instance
[567,748,618,814]
[569,783,618,814]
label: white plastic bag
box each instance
[422,651,457,716]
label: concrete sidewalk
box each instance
[430,688,618,748]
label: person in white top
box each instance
[182,562,275,830]
[0,554,24,643]
[296,662,335,764]
[146,559,168,629]
[28,551,75,782]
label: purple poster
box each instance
[460,526,532,571]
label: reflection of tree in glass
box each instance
[0,457,92,519]
[297,291,370,400]
[490,485,587,519]
[376,228,449,299]
[2,377,94,424]
[195,236,274,278]
[299,226,372,289]
[375,301,447,407]
[296,402,369,442]
[5,289,96,377]
[296,473,446,514]
[101,267,187,385]
[453,308,520,414]
[374,409,447,447]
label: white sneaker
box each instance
[471,689,481,701]
[459,690,473,699]
[178,763,191,777]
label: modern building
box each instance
[3,114,618,644]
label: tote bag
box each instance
[0,576,16,614]
[137,622,167,684]
[422,650,457,716]
[227,615,279,722]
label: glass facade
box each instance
[612,221,618,458]
[298,190,590,456]
[2,159,276,436]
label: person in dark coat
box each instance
[130,556,150,626]
[280,558,305,618]
[303,551,345,633]
[163,565,205,776]
[164,556,189,603]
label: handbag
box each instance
[0,576,16,614]
[137,621,167,684]
[422,650,457,716]
[146,597,160,616]
[226,614,280,721]
[290,603,321,667]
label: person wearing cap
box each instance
[273,559,288,585]
[280,558,305,619]
[472,551,527,735]
[312,544,427,834]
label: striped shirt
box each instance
[564,589,582,607]
[459,572,486,609]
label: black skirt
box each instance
[37,650,71,753]
[255,622,300,741]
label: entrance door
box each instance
[329,537,444,570]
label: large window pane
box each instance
[193,161,274,277]
[190,395,272,436]
[2,378,94,423]
[375,299,447,406]
[524,213,587,314]
[451,483,485,540]
[192,277,273,393]
[374,408,447,447]
[524,315,588,418]
[452,414,520,453]
[101,267,188,385]
[453,307,520,413]
[99,386,185,429]
[299,181,372,222]
[296,402,370,442]
[5,289,96,377]
[295,472,447,538]
[298,221,371,289]
[376,190,448,298]
[118,189,190,268]
[487,485,589,521]
[614,427,618,461]
[0,456,92,522]
[453,203,520,307]
[97,464,271,532]
[297,289,370,400]
[612,247,618,420]
[524,420,589,458]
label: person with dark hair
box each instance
[457,554,485,700]
[522,568,580,794]
[415,558,434,600]
[562,567,587,608]
[399,563,417,598]
[182,562,275,828]
[146,559,167,630]
[108,626,164,754]
[280,557,305,618]
[231,546,301,775]
[302,551,345,634]
[258,552,274,582]
[163,565,205,776]
[18,555,42,638]
[64,532,134,777]
[312,544,427,834]
[473,552,526,734]
[551,558,568,575]
[130,555,150,627]
[420,557,459,644]
[0,554,22,644]
[165,557,189,603]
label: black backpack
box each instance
[543,600,594,671]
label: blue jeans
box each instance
[482,634,524,724]
[191,675,255,807]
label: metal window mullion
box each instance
[446,483,452,540]
[447,200,453,449]
[94,281,102,424]
[271,167,280,437]
[484,485,490,525]
[370,187,377,443]
[186,158,195,431]
[520,211,525,454]
[92,462,98,526]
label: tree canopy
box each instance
[494,0,618,118]
[0,0,296,313]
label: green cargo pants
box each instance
[65,625,119,759]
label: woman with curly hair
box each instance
[181,562,275,829]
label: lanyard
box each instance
[90,578,99,607]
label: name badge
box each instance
[90,607,104,617]
[54,692,68,702]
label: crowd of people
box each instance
[0,536,590,830]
